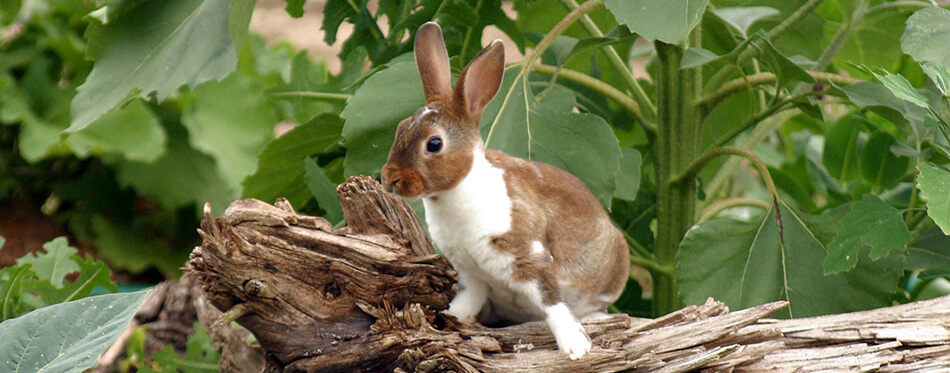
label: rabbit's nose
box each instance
[381,166,400,193]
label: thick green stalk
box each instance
[653,34,702,316]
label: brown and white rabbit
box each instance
[381,22,630,360]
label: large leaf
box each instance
[918,161,950,235]
[906,226,950,276]
[71,0,244,132]
[901,7,950,71]
[858,130,909,187]
[677,201,902,318]
[822,112,867,182]
[614,147,641,201]
[832,10,909,77]
[116,119,235,213]
[304,158,344,224]
[65,99,166,163]
[711,6,779,37]
[181,74,279,187]
[90,216,187,278]
[243,114,344,207]
[823,195,911,274]
[0,290,150,373]
[604,0,709,45]
[482,66,620,206]
[341,62,423,178]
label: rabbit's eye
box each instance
[426,137,443,153]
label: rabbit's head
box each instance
[381,22,504,198]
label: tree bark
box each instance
[189,176,950,372]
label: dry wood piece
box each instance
[191,176,950,372]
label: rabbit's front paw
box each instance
[445,280,489,323]
[546,303,591,360]
[554,322,591,359]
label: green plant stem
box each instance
[673,146,779,203]
[653,34,702,315]
[556,0,657,122]
[705,0,825,91]
[704,88,828,151]
[702,111,790,210]
[697,71,861,110]
[458,0,485,63]
[525,0,605,67]
[533,63,656,134]
[867,1,936,16]
[630,255,673,276]
[620,228,655,261]
[269,92,353,101]
[698,197,771,222]
[812,19,852,73]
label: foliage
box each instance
[0,236,117,321]
[124,323,220,373]
[4,0,950,324]
[0,289,150,373]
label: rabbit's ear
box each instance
[454,40,504,118]
[415,22,452,104]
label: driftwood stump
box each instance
[190,176,950,372]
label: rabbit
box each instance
[380,22,630,360]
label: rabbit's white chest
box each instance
[423,149,515,285]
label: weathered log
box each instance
[191,176,950,372]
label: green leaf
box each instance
[482,67,620,207]
[920,60,950,96]
[901,7,950,72]
[181,74,279,187]
[341,62,424,177]
[677,201,902,318]
[243,114,344,208]
[0,265,35,321]
[858,131,909,188]
[0,290,150,373]
[117,120,235,213]
[823,195,911,274]
[840,81,929,128]
[604,0,709,45]
[65,99,166,163]
[71,0,242,132]
[822,112,867,182]
[229,0,256,51]
[832,10,909,77]
[15,237,79,288]
[150,323,220,373]
[25,253,118,306]
[906,226,950,271]
[284,0,306,18]
[711,6,779,37]
[871,69,930,108]
[754,31,815,88]
[918,161,950,235]
[304,158,344,224]
[614,148,641,201]
[90,216,186,278]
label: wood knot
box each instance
[243,279,269,298]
